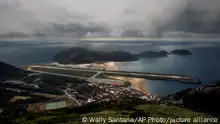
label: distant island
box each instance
[170,49,192,55]
[137,50,169,58]
[53,47,192,64]
[53,47,138,64]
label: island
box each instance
[53,47,138,64]
[137,51,168,58]
[54,47,192,64]
[170,49,192,55]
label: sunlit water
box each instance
[1,40,220,96]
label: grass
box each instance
[95,73,111,79]
[31,67,97,78]
[9,96,30,102]
[135,105,211,118]
[8,104,217,124]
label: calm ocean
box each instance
[1,40,220,95]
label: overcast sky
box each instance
[0,0,220,38]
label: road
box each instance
[91,71,102,78]
[64,88,81,106]
[26,65,201,84]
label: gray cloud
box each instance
[0,0,220,38]
[123,8,136,15]
[157,0,220,35]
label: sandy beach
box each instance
[106,75,148,94]
[89,62,120,70]
[50,61,120,70]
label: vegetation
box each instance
[135,105,210,118]
[53,47,192,64]
[1,100,215,124]
[123,81,131,87]
[53,47,138,64]
[31,74,88,86]
[168,81,220,116]
[0,74,90,107]
[138,51,168,58]
[171,50,192,55]
[31,67,97,77]
[0,61,29,81]
[0,61,218,124]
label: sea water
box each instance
[1,40,220,95]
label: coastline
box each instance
[104,75,148,94]
[49,61,149,94]
[49,61,121,70]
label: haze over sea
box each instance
[1,39,220,96]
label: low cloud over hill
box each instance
[0,0,220,38]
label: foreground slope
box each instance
[0,61,28,81]
[167,81,220,116]
[1,98,214,124]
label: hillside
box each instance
[53,47,192,64]
[54,47,138,64]
[138,51,168,58]
[0,97,215,124]
[0,61,28,81]
[0,62,219,124]
[167,81,220,116]
[171,49,192,55]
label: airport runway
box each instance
[26,65,201,84]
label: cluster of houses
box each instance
[65,82,162,106]
[2,78,162,113]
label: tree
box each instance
[123,81,131,87]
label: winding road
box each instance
[64,88,81,106]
